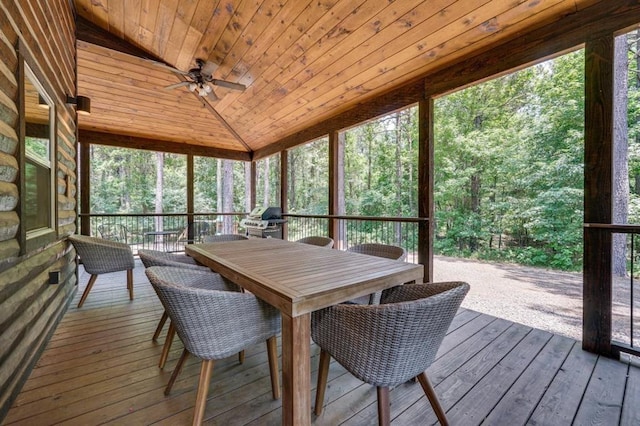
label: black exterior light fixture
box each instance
[66,94,91,115]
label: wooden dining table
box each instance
[186,238,424,426]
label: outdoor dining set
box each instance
[68,234,469,426]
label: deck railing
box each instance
[79,213,247,253]
[283,213,426,264]
[80,212,426,264]
[584,223,640,357]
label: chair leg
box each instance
[377,387,390,426]
[77,274,98,308]
[417,372,449,426]
[192,359,214,426]
[266,336,280,400]
[153,311,168,341]
[314,349,331,416]
[165,348,189,395]
[127,269,134,300]
[159,322,176,369]
[238,350,245,364]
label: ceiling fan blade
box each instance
[164,81,191,90]
[151,61,190,76]
[211,79,246,91]
[200,60,219,76]
[206,88,220,101]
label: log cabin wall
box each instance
[0,0,77,419]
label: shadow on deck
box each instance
[4,261,640,425]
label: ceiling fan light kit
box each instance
[159,58,246,100]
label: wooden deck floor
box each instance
[4,260,640,425]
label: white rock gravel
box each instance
[433,255,637,344]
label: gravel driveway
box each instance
[433,255,637,345]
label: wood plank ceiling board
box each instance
[242,0,577,148]
[76,40,246,152]
[72,0,610,156]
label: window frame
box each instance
[18,41,58,254]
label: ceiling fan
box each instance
[158,58,246,100]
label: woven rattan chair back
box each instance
[202,233,248,243]
[296,236,334,248]
[138,249,209,271]
[145,266,281,425]
[312,281,469,426]
[346,243,407,261]
[97,223,128,244]
[345,243,407,304]
[138,250,232,366]
[68,235,135,307]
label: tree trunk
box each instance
[215,159,222,234]
[395,113,403,245]
[245,162,252,212]
[367,132,372,190]
[263,157,270,207]
[469,174,481,252]
[289,152,296,210]
[636,30,640,195]
[337,133,346,249]
[155,152,164,232]
[612,34,629,276]
[222,160,234,233]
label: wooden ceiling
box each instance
[73,0,603,159]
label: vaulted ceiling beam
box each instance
[76,15,164,63]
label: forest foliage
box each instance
[89,35,640,272]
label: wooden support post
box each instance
[419,98,434,283]
[186,154,194,234]
[79,140,90,236]
[583,36,614,356]
[250,161,256,210]
[281,150,288,240]
[328,131,344,246]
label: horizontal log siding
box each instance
[0,0,77,420]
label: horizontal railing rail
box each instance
[283,213,427,264]
[79,212,247,253]
[584,223,640,357]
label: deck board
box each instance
[4,260,640,425]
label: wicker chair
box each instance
[346,243,407,304]
[145,266,281,426]
[97,223,128,244]
[138,249,209,271]
[68,235,135,308]
[176,220,212,245]
[347,243,407,261]
[138,249,238,368]
[202,233,248,243]
[296,236,334,248]
[312,281,469,426]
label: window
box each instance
[22,59,56,249]
[24,129,52,231]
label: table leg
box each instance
[281,312,311,426]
